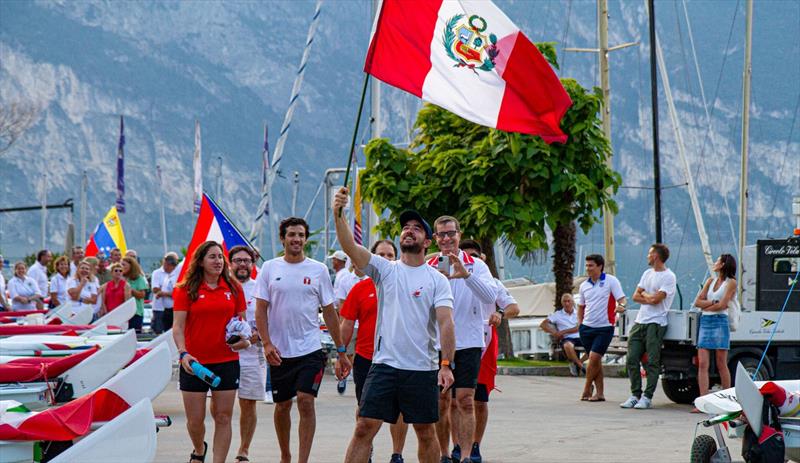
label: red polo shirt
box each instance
[173,278,245,364]
[339,278,377,360]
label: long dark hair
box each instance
[178,241,240,301]
[718,253,737,280]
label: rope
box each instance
[766,92,800,236]
[753,267,800,380]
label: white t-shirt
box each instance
[482,278,518,350]
[27,262,49,297]
[238,279,265,367]
[161,271,177,309]
[547,309,581,339]
[7,276,40,311]
[365,254,454,371]
[634,268,677,326]
[0,273,6,308]
[578,273,625,328]
[69,262,78,278]
[255,257,335,358]
[49,273,70,306]
[66,277,99,313]
[427,251,496,350]
[334,268,359,303]
[150,267,167,312]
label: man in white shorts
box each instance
[229,245,264,462]
[333,187,456,463]
[255,217,351,463]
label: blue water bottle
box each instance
[190,361,221,388]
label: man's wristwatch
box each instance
[336,345,347,354]
[496,307,505,319]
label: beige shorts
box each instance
[237,363,267,401]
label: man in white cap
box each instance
[328,249,359,394]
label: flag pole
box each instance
[340,73,371,215]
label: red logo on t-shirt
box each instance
[303,277,311,285]
[412,287,423,298]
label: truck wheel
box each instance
[732,356,771,382]
[661,378,699,404]
[690,434,716,463]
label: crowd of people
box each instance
[0,246,183,337]
[0,193,740,463]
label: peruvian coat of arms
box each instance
[443,14,499,73]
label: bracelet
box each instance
[336,345,347,354]
[179,351,189,361]
[440,359,451,368]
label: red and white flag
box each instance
[365,0,571,143]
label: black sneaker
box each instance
[337,378,347,394]
[451,444,461,463]
[389,454,404,463]
[470,442,482,463]
[439,457,451,463]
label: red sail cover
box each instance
[0,346,99,383]
[0,388,130,441]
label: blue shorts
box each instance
[578,325,614,356]
[697,314,730,350]
[561,337,583,349]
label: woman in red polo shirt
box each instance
[173,241,247,463]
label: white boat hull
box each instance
[93,298,136,329]
[50,398,157,463]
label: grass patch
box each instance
[497,358,568,368]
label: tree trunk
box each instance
[480,237,515,359]
[552,221,577,309]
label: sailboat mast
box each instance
[647,0,662,243]
[738,0,753,300]
[598,0,616,274]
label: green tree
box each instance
[360,50,620,358]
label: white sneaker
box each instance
[620,396,639,408]
[633,396,652,409]
[264,390,274,404]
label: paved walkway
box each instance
[153,372,740,462]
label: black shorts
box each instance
[352,353,372,404]
[561,337,583,349]
[129,314,143,333]
[270,349,326,403]
[359,363,439,424]
[578,325,614,356]
[179,360,240,392]
[452,347,482,390]
[474,383,490,402]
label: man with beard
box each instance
[255,217,351,463]
[228,245,264,462]
[427,217,497,463]
[332,187,456,463]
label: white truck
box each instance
[619,236,800,404]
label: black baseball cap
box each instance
[399,210,433,239]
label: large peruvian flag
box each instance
[365,0,572,143]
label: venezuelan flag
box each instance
[85,206,128,257]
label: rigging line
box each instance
[766,91,800,236]
[698,0,740,160]
[672,0,723,251]
[682,0,738,250]
[619,183,687,190]
[559,0,573,75]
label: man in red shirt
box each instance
[339,239,409,463]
